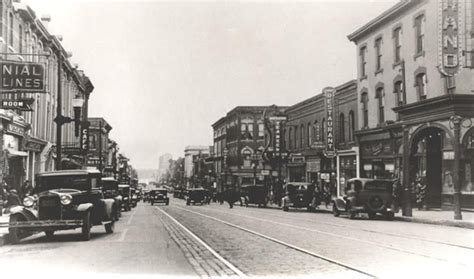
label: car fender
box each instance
[9,207,38,221]
[333,198,347,211]
[77,203,94,212]
[102,199,115,220]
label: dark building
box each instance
[87,117,112,173]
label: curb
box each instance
[395,216,474,230]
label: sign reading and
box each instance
[1,61,46,93]
[323,87,336,158]
[438,0,464,76]
[1,98,34,111]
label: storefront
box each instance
[336,147,359,197]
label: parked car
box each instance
[240,184,269,207]
[186,188,210,205]
[281,182,317,212]
[143,190,150,202]
[149,188,169,205]
[8,170,116,243]
[119,184,132,211]
[130,188,138,208]
[332,178,399,220]
[102,177,122,221]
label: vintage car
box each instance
[119,184,132,211]
[332,178,399,220]
[142,190,150,202]
[149,188,169,205]
[8,170,116,243]
[281,182,317,212]
[130,188,138,208]
[102,177,122,220]
[186,188,210,205]
[240,184,269,207]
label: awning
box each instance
[5,148,28,157]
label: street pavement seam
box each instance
[155,206,245,278]
[173,205,378,279]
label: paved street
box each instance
[1,198,473,278]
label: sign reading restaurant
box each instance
[323,87,336,158]
[1,61,46,93]
[438,0,464,76]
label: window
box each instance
[313,121,319,142]
[376,87,385,123]
[89,135,96,150]
[9,12,13,47]
[294,126,298,149]
[300,124,304,148]
[258,122,264,139]
[307,123,312,147]
[361,93,369,128]
[242,148,253,168]
[321,118,326,143]
[360,46,367,77]
[288,127,293,150]
[375,37,383,71]
[339,113,345,143]
[394,80,404,106]
[348,111,355,141]
[416,73,427,100]
[0,2,3,37]
[19,25,23,53]
[393,27,402,63]
[414,15,425,54]
[241,119,253,140]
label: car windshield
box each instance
[119,187,130,195]
[36,175,92,192]
[158,190,167,195]
[103,181,118,191]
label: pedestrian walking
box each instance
[391,178,402,208]
[415,177,427,210]
[322,182,332,208]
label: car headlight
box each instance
[60,194,72,205]
[23,196,36,207]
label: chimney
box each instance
[40,14,51,29]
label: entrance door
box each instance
[410,127,444,208]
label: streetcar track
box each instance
[181,204,470,266]
[170,205,377,278]
[154,206,248,278]
[220,204,474,251]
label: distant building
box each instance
[158,153,172,181]
[86,117,112,173]
[184,146,209,186]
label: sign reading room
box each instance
[1,61,46,93]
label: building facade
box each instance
[158,153,172,181]
[0,0,92,190]
[348,0,474,209]
[184,145,209,187]
[284,80,358,196]
[86,117,112,173]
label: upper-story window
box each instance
[307,123,312,147]
[361,92,369,128]
[300,124,304,148]
[393,27,402,63]
[258,122,264,139]
[339,113,345,143]
[414,14,425,54]
[376,87,385,124]
[360,46,367,78]
[375,37,383,71]
[321,118,326,143]
[288,127,293,150]
[241,119,253,140]
[294,126,299,149]
[313,120,319,142]
[0,2,3,37]
[18,24,22,53]
[416,73,427,100]
[9,12,13,47]
[348,111,355,141]
[394,80,404,106]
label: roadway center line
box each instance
[118,228,129,242]
[127,209,137,226]
[155,206,248,278]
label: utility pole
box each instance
[55,52,63,170]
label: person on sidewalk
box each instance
[415,177,427,210]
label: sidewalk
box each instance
[395,208,474,229]
[0,212,9,246]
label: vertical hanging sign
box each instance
[323,87,336,158]
[438,0,464,76]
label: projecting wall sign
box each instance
[323,87,336,158]
[1,61,46,93]
[438,0,465,76]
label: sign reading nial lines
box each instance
[1,61,46,93]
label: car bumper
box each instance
[7,219,83,229]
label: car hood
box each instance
[37,189,83,197]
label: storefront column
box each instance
[336,155,340,197]
[451,116,462,220]
[402,125,412,217]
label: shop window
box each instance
[361,92,369,128]
[416,73,427,101]
[348,111,355,141]
[258,122,264,139]
[393,27,402,63]
[376,87,385,124]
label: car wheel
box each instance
[105,221,115,234]
[45,230,55,238]
[81,211,91,241]
[367,195,385,212]
[385,212,395,221]
[186,201,190,206]
[368,212,376,220]
[332,204,340,217]
[283,206,289,212]
[349,211,356,220]
[8,215,24,244]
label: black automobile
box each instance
[130,188,138,208]
[119,184,132,211]
[332,178,400,220]
[8,170,116,243]
[102,177,122,221]
[149,188,169,205]
[186,188,210,205]
[281,182,317,212]
[241,184,269,207]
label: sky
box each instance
[23,0,397,169]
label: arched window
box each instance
[294,126,299,149]
[416,73,427,100]
[361,92,369,128]
[321,118,326,143]
[307,123,312,147]
[313,120,319,142]
[9,12,13,47]
[241,147,254,168]
[394,80,404,106]
[300,124,304,149]
[288,127,293,150]
[348,111,355,141]
[339,113,345,143]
